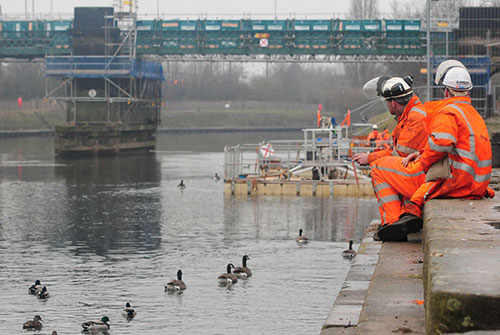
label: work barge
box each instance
[45,4,163,155]
[224,124,379,197]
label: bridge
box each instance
[0,18,432,62]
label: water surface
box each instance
[0,133,378,334]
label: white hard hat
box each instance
[434,59,467,85]
[442,67,472,91]
[380,77,413,99]
[372,124,378,130]
[363,76,413,100]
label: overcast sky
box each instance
[0,0,418,19]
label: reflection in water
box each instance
[0,134,379,335]
[54,154,163,256]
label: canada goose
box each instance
[233,255,252,278]
[177,180,186,189]
[23,315,43,330]
[121,302,136,319]
[212,173,221,181]
[342,240,356,259]
[82,316,110,332]
[165,269,187,291]
[37,286,50,299]
[218,263,238,285]
[28,280,42,295]
[296,229,309,243]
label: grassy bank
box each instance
[2,106,499,136]
[161,109,318,129]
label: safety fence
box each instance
[224,125,378,181]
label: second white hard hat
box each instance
[434,59,467,85]
[372,124,378,130]
[442,67,473,91]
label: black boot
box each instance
[376,214,422,242]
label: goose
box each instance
[212,173,221,181]
[23,315,43,330]
[233,255,252,278]
[82,316,110,332]
[28,280,42,295]
[165,269,187,291]
[342,240,356,259]
[121,302,136,319]
[177,180,186,189]
[217,263,238,285]
[37,286,50,299]
[296,229,309,244]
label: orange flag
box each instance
[341,109,351,127]
[317,104,322,127]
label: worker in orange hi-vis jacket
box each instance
[353,75,427,166]
[371,60,495,242]
[366,124,382,147]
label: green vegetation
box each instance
[161,108,317,129]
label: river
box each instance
[0,132,378,335]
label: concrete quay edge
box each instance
[423,197,500,334]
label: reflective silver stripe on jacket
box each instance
[396,144,418,154]
[428,137,452,152]
[410,106,427,117]
[373,165,425,178]
[450,159,491,183]
[431,132,457,143]
[374,182,391,193]
[378,194,401,205]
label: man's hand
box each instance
[353,152,369,166]
[401,152,420,167]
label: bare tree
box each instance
[349,0,380,19]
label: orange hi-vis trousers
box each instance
[370,156,426,225]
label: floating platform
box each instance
[55,123,156,155]
[224,179,373,197]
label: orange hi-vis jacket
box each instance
[368,95,427,164]
[410,96,493,206]
[367,130,382,147]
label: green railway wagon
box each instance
[249,20,288,53]
[340,19,381,53]
[201,20,241,52]
[178,20,199,51]
[293,20,333,52]
[402,20,423,50]
[47,20,71,53]
[136,20,156,51]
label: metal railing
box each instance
[224,125,377,181]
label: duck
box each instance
[121,302,136,319]
[233,255,252,278]
[342,240,356,259]
[296,229,309,244]
[165,269,187,291]
[23,315,43,330]
[212,173,221,181]
[217,263,238,285]
[37,286,50,299]
[82,316,110,332]
[177,180,186,189]
[28,280,42,295]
